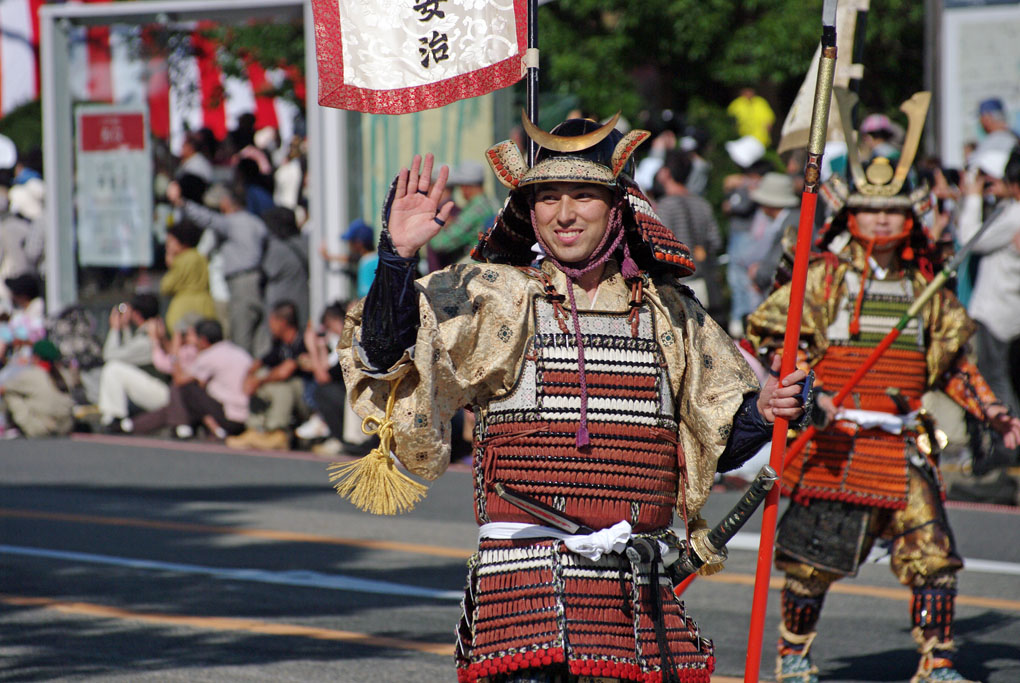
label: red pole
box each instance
[672,572,698,597]
[743,190,818,682]
[743,3,838,672]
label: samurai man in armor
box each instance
[746,92,1020,683]
[337,115,810,683]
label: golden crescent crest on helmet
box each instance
[519,110,622,153]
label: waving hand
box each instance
[388,153,455,258]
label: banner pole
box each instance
[743,2,838,680]
[526,0,539,166]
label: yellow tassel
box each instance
[326,377,427,515]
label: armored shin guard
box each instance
[910,575,974,683]
[911,575,956,644]
[781,579,827,636]
[775,577,826,682]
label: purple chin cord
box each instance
[531,203,641,448]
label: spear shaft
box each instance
[743,2,838,680]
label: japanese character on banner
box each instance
[419,31,450,68]
[413,0,447,22]
[311,0,529,114]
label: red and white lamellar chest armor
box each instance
[784,271,936,509]
[455,293,715,683]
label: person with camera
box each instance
[96,293,170,430]
[956,147,1020,480]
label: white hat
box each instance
[0,134,16,169]
[750,172,800,208]
[447,160,486,186]
[8,178,44,221]
[725,135,766,169]
[974,148,1009,180]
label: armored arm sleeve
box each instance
[359,231,421,371]
[716,394,772,472]
[940,355,1006,422]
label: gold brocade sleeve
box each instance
[920,280,975,388]
[650,280,760,519]
[338,264,536,481]
[745,259,843,369]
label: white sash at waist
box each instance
[835,408,918,434]
[478,521,633,562]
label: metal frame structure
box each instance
[39,0,350,316]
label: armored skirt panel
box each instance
[785,272,931,509]
[455,297,714,682]
[455,538,714,683]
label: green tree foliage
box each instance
[537,0,922,130]
[0,99,42,158]
[200,22,306,107]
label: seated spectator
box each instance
[226,300,308,450]
[2,273,46,345]
[161,220,218,332]
[96,293,169,429]
[1,274,47,386]
[0,339,74,438]
[148,313,201,379]
[46,304,105,406]
[128,318,253,440]
[261,207,309,329]
[296,302,347,455]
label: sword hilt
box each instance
[706,465,778,551]
[666,465,777,584]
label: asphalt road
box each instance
[2,435,1019,682]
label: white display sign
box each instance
[75,104,154,267]
[940,4,1020,169]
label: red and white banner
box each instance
[312,0,528,114]
[0,0,302,154]
[0,0,43,115]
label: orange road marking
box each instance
[0,594,454,656]
[5,507,1020,613]
[698,572,1020,612]
[0,594,764,679]
[0,595,767,680]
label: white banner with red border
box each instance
[311,0,528,114]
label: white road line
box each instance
[726,533,1020,576]
[0,545,463,601]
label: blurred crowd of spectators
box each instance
[1,94,1018,502]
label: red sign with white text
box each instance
[79,112,147,152]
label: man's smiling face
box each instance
[532,182,614,264]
